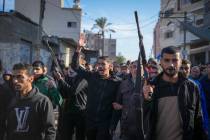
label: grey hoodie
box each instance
[6,87,56,140]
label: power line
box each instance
[141,13,159,22]
[83,12,159,27]
[141,19,158,28]
[112,18,157,32]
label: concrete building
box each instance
[14,0,81,66]
[0,11,77,72]
[153,20,161,59]
[15,0,82,41]
[85,32,117,61]
[104,38,117,60]
[153,0,210,65]
[0,11,51,70]
[42,36,77,67]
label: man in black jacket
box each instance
[143,47,207,140]
[0,71,14,140]
[54,68,88,140]
[112,61,141,140]
[71,40,121,140]
[5,63,56,140]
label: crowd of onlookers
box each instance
[0,46,210,140]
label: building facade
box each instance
[14,0,81,66]
[0,11,51,70]
[15,0,82,41]
[153,0,210,64]
[85,32,117,61]
[153,20,161,59]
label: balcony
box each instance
[180,0,204,12]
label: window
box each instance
[181,0,191,5]
[165,31,173,39]
[196,19,204,26]
[67,22,77,28]
[205,1,210,13]
[164,8,174,17]
[191,0,202,4]
[177,0,181,11]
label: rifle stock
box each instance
[134,11,148,139]
[44,39,64,77]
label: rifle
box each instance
[134,11,148,139]
[42,38,64,77]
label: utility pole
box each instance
[183,11,187,59]
[36,0,46,60]
[2,0,5,12]
[102,33,105,56]
[160,11,188,59]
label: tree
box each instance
[92,17,115,55]
[115,53,126,64]
[92,17,115,38]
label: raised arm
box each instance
[71,37,93,79]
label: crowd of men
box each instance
[0,43,209,140]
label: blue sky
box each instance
[0,0,160,61]
[79,0,160,60]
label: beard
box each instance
[163,66,178,77]
[180,71,189,78]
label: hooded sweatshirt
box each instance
[6,87,56,140]
[33,75,63,107]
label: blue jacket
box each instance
[191,78,209,132]
[200,75,210,115]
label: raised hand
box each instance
[76,34,87,52]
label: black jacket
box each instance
[145,72,207,140]
[58,74,88,113]
[72,52,121,126]
[113,77,141,138]
[6,87,56,140]
[0,82,14,139]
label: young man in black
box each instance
[0,71,14,139]
[112,61,141,140]
[143,47,207,140]
[71,39,121,140]
[5,63,56,140]
[54,68,88,140]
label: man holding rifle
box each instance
[71,37,121,140]
[112,60,144,140]
[143,46,207,140]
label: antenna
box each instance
[73,0,80,9]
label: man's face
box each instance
[3,74,12,81]
[97,59,110,76]
[191,66,200,79]
[109,64,113,71]
[63,68,69,76]
[12,69,33,92]
[33,66,44,78]
[147,64,159,79]
[160,53,181,77]
[121,66,129,74]
[130,63,137,77]
[180,64,191,78]
[113,66,120,73]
